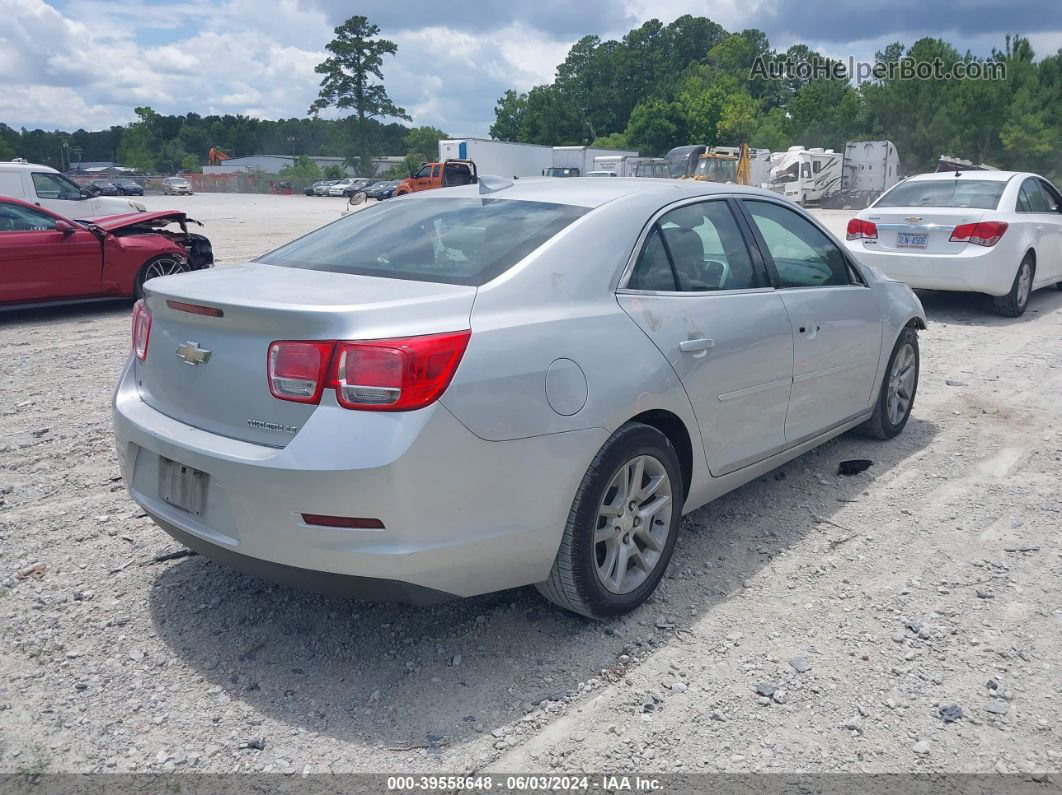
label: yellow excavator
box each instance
[689,144,752,184]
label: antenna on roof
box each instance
[478,174,513,194]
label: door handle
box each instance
[679,338,715,353]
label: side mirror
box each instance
[409,171,416,179]
[54,220,75,236]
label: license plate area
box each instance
[896,232,928,249]
[158,457,209,516]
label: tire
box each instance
[134,254,191,299]
[993,254,1035,317]
[536,422,683,619]
[855,326,919,440]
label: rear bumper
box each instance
[153,517,456,604]
[846,240,1018,296]
[112,360,605,600]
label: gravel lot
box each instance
[1,193,1060,777]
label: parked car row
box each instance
[303,178,386,198]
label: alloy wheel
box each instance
[887,342,916,425]
[594,455,673,594]
[143,256,188,282]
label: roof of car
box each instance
[0,160,57,173]
[905,170,1019,183]
[409,176,779,208]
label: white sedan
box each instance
[844,170,1062,316]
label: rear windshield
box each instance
[257,197,588,285]
[875,179,1006,209]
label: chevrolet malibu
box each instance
[113,178,925,618]
[845,170,1062,316]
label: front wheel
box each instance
[134,255,191,299]
[536,423,682,619]
[993,255,1035,317]
[855,326,919,440]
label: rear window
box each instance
[257,197,588,286]
[875,179,1006,209]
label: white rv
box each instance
[768,146,843,205]
[769,141,900,207]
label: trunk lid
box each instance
[136,262,476,447]
[860,206,989,254]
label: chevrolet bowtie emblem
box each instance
[905,216,922,223]
[176,341,211,366]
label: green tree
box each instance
[403,125,447,161]
[0,137,13,160]
[624,98,686,155]
[490,89,527,140]
[322,164,347,179]
[279,155,321,179]
[180,154,202,172]
[591,132,629,149]
[309,15,410,174]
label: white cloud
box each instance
[2,0,1058,137]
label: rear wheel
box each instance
[993,254,1035,317]
[536,423,682,619]
[855,326,919,440]
[134,254,191,299]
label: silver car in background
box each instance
[113,178,926,618]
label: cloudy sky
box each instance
[2,0,1061,136]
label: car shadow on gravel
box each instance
[0,299,131,326]
[916,285,1062,326]
[148,416,938,751]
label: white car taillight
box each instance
[950,221,1008,247]
[267,341,334,403]
[132,299,151,360]
[846,218,878,240]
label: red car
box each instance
[0,197,213,307]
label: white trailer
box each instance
[438,139,554,179]
[769,141,900,208]
[547,146,638,177]
[830,140,902,207]
[592,155,669,178]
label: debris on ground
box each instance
[837,459,873,476]
[939,704,963,723]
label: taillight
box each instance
[132,299,151,360]
[266,331,471,411]
[950,220,1008,247]
[333,331,471,411]
[846,218,877,240]
[267,341,334,403]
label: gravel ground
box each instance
[1,194,1060,777]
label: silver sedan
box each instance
[113,178,926,618]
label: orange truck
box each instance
[394,159,477,196]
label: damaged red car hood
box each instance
[82,210,196,232]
